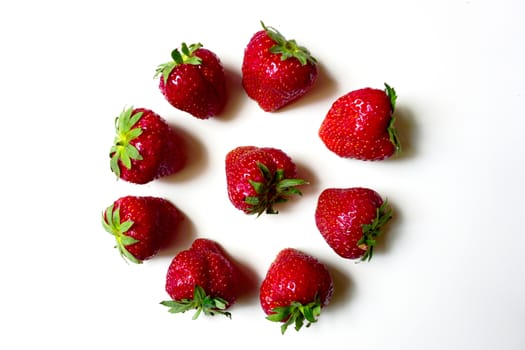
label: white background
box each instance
[1,0,524,349]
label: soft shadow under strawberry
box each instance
[158,209,197,259]
[293,159,319,200]
[272,62,339,113]
[373,199,402,258]
[160,123,209,183]
[214,63,246,122]
[390,104,418,161]
[323,261,353,309]
[229,255,260,303]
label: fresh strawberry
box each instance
[102,196,182,264]
[315,187,393,261]
[155,42,227,119]
[242,21,318,112]
[319,83,401,160]
[109,107,185,184]
[161,238,239,319]
[260,248,333,334]
[225,146,308,215]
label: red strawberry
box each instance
[161,238,239,319]
[109,107,185,184]
[260,248,333,334]
[314,187,393,261]
[101,196,182,264]
[225,146,308,215]
[155,42,227,119]
[319,83,401,160]
[242,21,318,112]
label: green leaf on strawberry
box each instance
[357,200,393,262]
[160,285,232,320]
[266,295,322,334]
[246,162,308,216]
[110,107,144,178]
[384,83,397,112]
[384,83,401,154]
[101,204,141,264]
[155,42,203,84]
[260,21,317,66]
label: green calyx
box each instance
[109,107,144,179]
[357,200,393,262]
[154,42,203,84]
[245,162,308,216]
[266,295,322,334]
[261,21,317,66]
[101,204,141,264]
[384,83,397,112]
[384,83,402,154]
[160,285,231,320]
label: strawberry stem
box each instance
[109,107,144,179]
[260,21,317,65]
[384,83,402,154]
[160,285,231,319]
[266,295,322,334]
[245,162,308,216]
[384,83,397,112]
[388,115,402,154]
[154,42,203,83]
[101,204,141,264]
[358,200,393,262]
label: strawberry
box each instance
[319,83,401,160]
[260,248,333,334]
[161,238,239,319]
[242,21,318,112]
[225,146,308,215]
[109,107,185,184]
[155,42,227,119]
[102,196,182,264]
[314,187,393,261]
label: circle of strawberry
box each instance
[161,238,239,319]
[109,107,185,184]
[242,21,318,112]
[315,187,393,261]
[225,146,308,216]
[319,83,401,160]
[155,42,227,119]
[101,196,182,264]
[260,248,334,334]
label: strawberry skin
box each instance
[262,147,298,179]
[315,187,393,261]
[102,196,182,264]
[109,107,185,184]
[225,146,308,215]
[260,248,333,334]
[161,238,238,319]
[319,83,401,160]
[156,43,227,119]
[242,22,318,112]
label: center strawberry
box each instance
[225,146,308,215]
